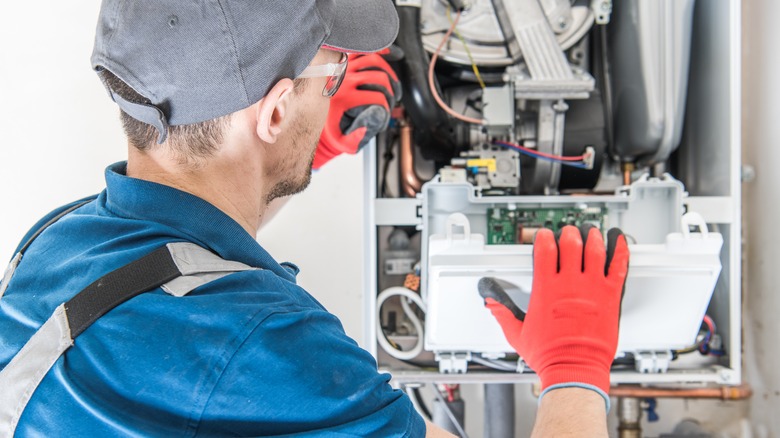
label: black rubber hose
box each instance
[395,5,468,161]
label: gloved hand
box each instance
[479,225,629,408]
[312,52,401,169]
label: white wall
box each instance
[0,3,124,260]
[0,2,366,341]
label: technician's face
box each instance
[265,49,340,204]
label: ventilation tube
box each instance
[395,5,469,162]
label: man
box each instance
[0,1,628,437]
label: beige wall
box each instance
[743,0,780,434]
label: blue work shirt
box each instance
[0,162,425,437]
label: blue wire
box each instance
[493,141,589,169]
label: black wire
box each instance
[412,387,433,420]
[674,323,713,356]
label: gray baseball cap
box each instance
[91,0,399,143]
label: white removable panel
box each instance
[425,214,723,356]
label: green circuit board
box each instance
[487,207,607,245]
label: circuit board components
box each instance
[487,206,607,244]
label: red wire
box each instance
[445,385,456,402]
[495,140,587,161]
[428,11,485,125]
[703,315,716,334]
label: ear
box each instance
[254,78,295,144]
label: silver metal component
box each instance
[634,351,673,374]
[436,352,472,374]
[541,0,573,33]
[741,164,756,183]
[609,0,696,165]
[488,0,595,100]
[373,198,422,227]
[508,64,595,100]
[547,100,568,193]
[492,0,571,75]
[420,0,595,67]
[384,258,416,276]
[484,384,515,438]
[522,99,569,194]
[617,397,642,438]
[482,85,514,128]
[590,0,612,25]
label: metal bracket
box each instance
[590,0,612,25]
[633,351,673,374]
[374,198,423,226]
[436,352,472,374]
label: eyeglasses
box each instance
[296,52,348,97]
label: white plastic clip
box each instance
[445,213,471,245]
[681,212,709,238]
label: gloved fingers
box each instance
[348,53,399,81]
[353,61,400,83]
[348,55,400,99]
[340,125,369,151]
[605,228,630,278]
[333,85,391,113]
[356,69,402,104]
[557,225,584,275]
[484,297,525,340]
[478,277,526,321]
[339,105,390,139]
[351,68,396,101]
[357,83,395,110]
[532,228,558,277]
[582,225,607,276]
[605,229,630,292]
[313,125,368,169]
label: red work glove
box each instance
[479,225,629,409]
[312,52,401,169]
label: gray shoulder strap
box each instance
[0,253,22,299]
[0,242,255,437]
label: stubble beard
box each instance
[265,116,318,205]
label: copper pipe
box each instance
[622,162,636,186]
[610,383,753,400]
[399,122,424,198]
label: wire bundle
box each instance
[428,10,485,125]
[376,287,426,361]
[674,315,726,357]
[493,140,591,169]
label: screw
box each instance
[742,164,756,182]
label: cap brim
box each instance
[323,0,399,53]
